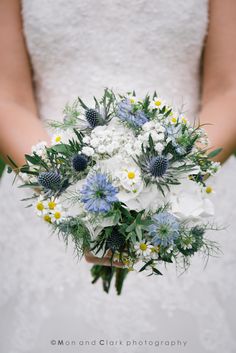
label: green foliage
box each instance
[0,158,5,177]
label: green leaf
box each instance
[139,259,153,272]
[7,155,18,168]
[125,222,135,233]
[207,148,223,159]
[152,267,163,275]
[113,210,121,224]
[25,154,40,165]
[50,144,69,154]
[135,225,143,241]
[78,97,89,110]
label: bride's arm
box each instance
[199,0,236,163]
[0,0,49,167]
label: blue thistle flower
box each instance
[80,173,118,213]
[117,99,148,127]
[149,156,169,177]
[148,212,180,247]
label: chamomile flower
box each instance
[205,185,214,195]
[51,130,74,146]
[43,214,52,223]
[35,196,47,216]
[134,241,153,258]
[169,115,178,125]
[46,197,61,210]
[128,95,138,104]
[150,97,165,110]
[119,166,143,193]
[51,207,66,224]
[51,132,64,145]
[180,115,189,125]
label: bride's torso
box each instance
[21,0,209,120]
[2,2,236,353]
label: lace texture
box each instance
[0,0,236,352]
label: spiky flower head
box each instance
[106,227,126,253]
[148,212,180,247]
[80,173,118,213]
[72,154,88,172]
[38,171,61,190]
[85,109,100,128]
[149,156,169,177]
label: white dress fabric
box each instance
[0,1,236,352]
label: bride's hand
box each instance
[84,250,125,268]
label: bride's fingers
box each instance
[84,251,124,268]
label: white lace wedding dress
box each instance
[0,1,236,352]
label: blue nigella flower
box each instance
[80,173,118,213]
[117,99,148,127]
[148,212,180,247]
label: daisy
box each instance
[50,207,66,224]
[35,196,47,217]
[150,97,165,110]
[134,241,153,258]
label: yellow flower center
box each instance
[206,186,213,194]
[140,243,147,251]
[54,211,61,219]
[155,100,162,107]
[181,117,187,124]
[55,136,61,142]
[48,201,56,210]
[44,214,51,223]
[127,171,135,179]
[36,202,44,211]
[171,117,177,123]
[130,98,135,104]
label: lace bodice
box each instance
[1,1,236,352]
[22,0,208,120]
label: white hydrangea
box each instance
[86,117,136,159]
[81,146,95,157]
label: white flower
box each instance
[169,115,178,125]
[180,115,189,126]
[118,166,143,194]
[82,135,91,144]
[51,207,66,224]
[31,141,47,157]
[150,97,165,110]
[170,178,214,219]
[51,130,74,146]
[154,142,164,153]
[90,138,100,148]
[128,95,138,104]
[81,146,95,157]
[97,145,106,154]
[35,196,47,217]
[134,242,153,258]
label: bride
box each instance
[0,0,236,352]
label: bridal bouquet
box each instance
[10,89,221,294]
